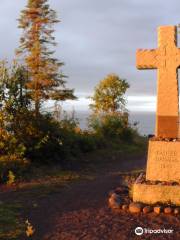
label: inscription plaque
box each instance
[146,141,180,182]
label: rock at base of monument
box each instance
[146,140,180,182]
[153,206,162,214]
[174,208,180,215]
[129,202,143,213]
[133,183,180,206]
[164,207,172,214]
[143,206,153,214]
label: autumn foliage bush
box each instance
[0,128,28,182]
[9,111,97,165]
[0,110,98,180]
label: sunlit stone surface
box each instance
[133,26,180,205]
[137,26,180,138]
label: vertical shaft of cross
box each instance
[156,26,179,138]
[136,26,180,138]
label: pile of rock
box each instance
[150,136,179,142]
[135,173,180,186]
[108,191,180,215]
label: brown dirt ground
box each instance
[1,152,180,240]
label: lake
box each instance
[74,110,155,136]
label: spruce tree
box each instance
[17,0,75,116]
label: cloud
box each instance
[44,95,157,113]
[0,0,180,97]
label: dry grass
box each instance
[0,203,24,240]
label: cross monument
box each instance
[133,26,180,206]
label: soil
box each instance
[1,152,180,240]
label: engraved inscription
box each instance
[146,141,180,181]
[153,150,177,163]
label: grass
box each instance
[0,203,24,240]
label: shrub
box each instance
[10,110,97,165]
[88,112,136,143]
[0,125,28,182]
[7,171,16,185]
[76,131,97,153]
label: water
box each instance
[45,95,157,136]
[73,110,156,136]
[129,112,155,136]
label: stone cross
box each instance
[136,26,180,138]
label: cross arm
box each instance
[136,49,158,69]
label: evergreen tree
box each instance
[17,0,75,116]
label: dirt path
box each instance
[2,152,180,240]
[22,153,146,239]
[24,154,180,239]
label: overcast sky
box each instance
[0,0,180,111]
